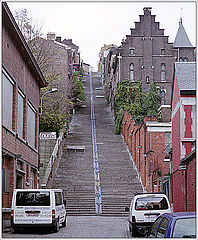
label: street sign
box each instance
[39,132,56,140]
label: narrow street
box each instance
[3,216,130,238]
[3,72,142,238]
[53,72,142,218]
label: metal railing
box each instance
[41,130,65,188]
[90,71,102,215]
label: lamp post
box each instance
[39,88,58,115]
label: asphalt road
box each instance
[2,216,131,238]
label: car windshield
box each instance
[172,217,196,238]
[135,196,168,210]
[16,191,50,206]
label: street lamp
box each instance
[39,88,58,115]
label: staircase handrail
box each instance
[41,129,65,187]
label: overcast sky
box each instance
[8,1,196,70]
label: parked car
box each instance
[11,189,67,233]
[146,212,196,238]
[125,192,171,237]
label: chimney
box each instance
[47,32,56,40]
[143,7,152,15]
[55,36,61,43]
[68,39,72,44]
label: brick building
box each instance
[171,62,196,212]
[82,62,90,74]
[2,3,47,227]
[99,7,195,121]
[60,37,80,72]
[30,36,73,116]
[121,111,172,197]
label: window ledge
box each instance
[3,126,16,136]
[2,208,11,213]
[164,159,170,162]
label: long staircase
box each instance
[52,72,142,216]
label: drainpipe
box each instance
[144,123,147,192]
[185,168,187,211]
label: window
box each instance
[156,217,169,238]
[172,217,196,238]
[30,169,34,188]
[129,63,134,81]
[161,64,166,81]
[161,90,165,105]
[27,102,36,148]
[146,76,149,84]
[184,57,188,62]
[16,191,50,206]
[17,90,24,139]
[149,217,162,237]
[161,49,165,55]
[135,196,169,211]
[2,71,14,130]
[129,48,135,55]
[4,169,10,193]
[165,132,172,159]
[55,192,63,206]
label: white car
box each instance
[125,192,171,237]
[11,189,67,233]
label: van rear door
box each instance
[135,195,170,223]
[14,191,52,225]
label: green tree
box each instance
[113,79,161,134]
[144,82,161,116]
[114,79,144,134]
[39,112,67,136]
[71,71,85,106]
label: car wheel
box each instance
[62,216,67,227]
[132,228,137,237]
[53,219,59,233]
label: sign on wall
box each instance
[39,132,56,140]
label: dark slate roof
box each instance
[175,62,196,91]
[173,23,193,48]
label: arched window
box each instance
[161,90,165,105]
[129,63,134,81]
[161,64,166,81]
[184,57,188,62]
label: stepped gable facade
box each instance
[104,7,195,121]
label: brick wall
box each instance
[172,170,186,212]
[2,5,44,224]
[187,158,196,211]
[121,111,170,192]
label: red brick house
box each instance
[121,111,172,197]
[2,2,47,228]
[171,62,196,212]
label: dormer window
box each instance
[129,48,135,55]
[161,48,165,55]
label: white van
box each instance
[11,189,67,233]
[125,192,171,237]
